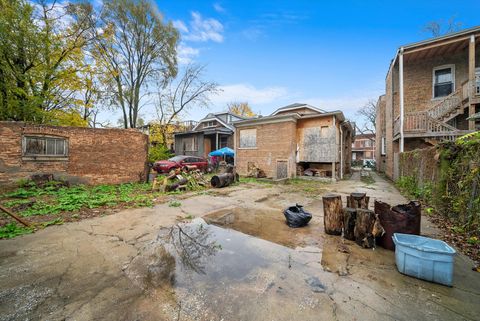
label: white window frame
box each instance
[432,64,455,100]
[239,128,257,149]
[22,135,68,158]
[381,137,386,155]
[204,121,216,128]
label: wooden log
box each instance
[165,178,189,192]
[354,209,376,248]
[342,207,357,241]
[211,173,236,188]
[322,194,343,235]
[0,205,31,227]
[346,192,370,209]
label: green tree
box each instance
[0,0,95,126]
[93,0,179,128]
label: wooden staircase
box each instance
[394,81,474,144]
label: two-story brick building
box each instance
[376,26,480,179]
[352,133,375,163]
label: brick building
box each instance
[234,103,354,180]
[0,122,148,187]
[376,26,480,179]
[352,133,375,162]
[174,112,244,158]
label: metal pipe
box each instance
[340,123,343,179]
[399,47,405,153]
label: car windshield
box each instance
[168,156,185,162]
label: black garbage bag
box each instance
[283,204,312,228]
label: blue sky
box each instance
[116,0,480,125]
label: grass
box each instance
[0,223,34,239]
[1,182,158,217]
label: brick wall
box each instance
[235,121,297,178]
[0,122,148,187]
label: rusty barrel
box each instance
[374,200,421,251]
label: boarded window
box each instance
[320,126,330,138]
[239,129,256,148]
[23,136,68,156]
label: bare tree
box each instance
[227,101,256,117]
[93,0,179,128]
[355,99,376,139]
[155,64,220,146]
[423,16,462,38]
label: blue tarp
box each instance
[208,147,235,157]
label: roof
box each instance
[401,25,480,51]
[271,103,326,116]
[387,25,480,77]
[233,110,351,128]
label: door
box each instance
[276,160,288,179]
[204,138,211,158]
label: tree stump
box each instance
[342,207,357,241]
[346,192,370,209]
[322,194,343,235]
[354,209,376,248]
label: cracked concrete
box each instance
[0,172,479,321]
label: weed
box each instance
[0,223,33,239]
[451,226,465,234]
[467,236,480,245]
[42,218,64,227]
[169,200,182,207]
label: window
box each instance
[23,136,68,157]
[239,129,256,148]
[364,139,371,147]
[433,65,454,98]
[204,121,216,128]
[381,137,386,155]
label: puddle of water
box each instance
[126,218,338,321]
[203,207,324,249]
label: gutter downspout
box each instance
[340,123,343,179]
[399,47,405,153]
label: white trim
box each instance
[432,64,456,99]
[271,104,324,116]
[235,117,298,127]
[193,115,233,131]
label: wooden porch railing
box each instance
[394,111,458,137]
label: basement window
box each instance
[23,136,68,157]
[433,65,454,98]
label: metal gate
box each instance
[276,160,288,179]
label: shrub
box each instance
[148,144,172,163]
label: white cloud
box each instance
[213,3,225,13]
[211,84,289,105]
[173,20,189,33]
[184,11,224,43]
[177,44,200,64]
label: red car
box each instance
[153,155,208,173]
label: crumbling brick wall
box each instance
[0,122,148,187]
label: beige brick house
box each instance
[233,103,354,180]
[376,26,480,179]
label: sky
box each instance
[103,0,480,126]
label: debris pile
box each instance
[247,162,266,178]
[152,167,208,192]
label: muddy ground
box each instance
[1,172,479,321]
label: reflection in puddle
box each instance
[126,217,340,320]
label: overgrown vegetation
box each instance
[398,132,480,234]
[148,144,173,163]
